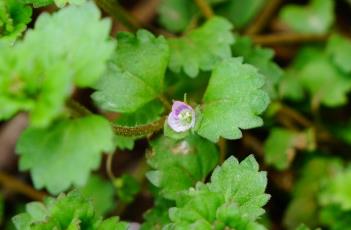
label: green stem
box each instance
[193,0,214,19]
[94,0,141,31]
[66,99,166,137]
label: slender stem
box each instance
[106,153,116,181]
[158,95,172,111]
[252,33,328,46]
[193,0,214,19]
[278,104,313,128]
[94,0,141,31]
[0,172,46,201]
[218,138,227,164]
[66,99,166,137]
[245,0,282,35]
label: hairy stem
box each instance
[193,0,214,19]
[66,99,166,137]
[0,172,46,201]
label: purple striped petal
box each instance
[167,101,195,132]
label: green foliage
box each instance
[0,2,115,127]
[196,58,269,142]
[93,30,169,113]
[12,190,128,230]
[114,174,140,204]
[327,34,351,73]
[283,157,342,229]
[16,115,114,194]
[279,0,334,34]
[146,135,219,200]
[231,36,283,98]
[0,0,32,41]
[157,0,265,33]
[168,16,234,78]
[164,155,269,229]
[141,197,173,230]
[79,175,115,216]
[264,128,315,170]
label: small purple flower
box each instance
[167,101,195,132]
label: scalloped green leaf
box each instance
[165,155,269,229]
[168,16,234,78]
[0,2,115,127]
[12,190,128,230]
[196,57,270,142]
[279,0,334,34]
[16,115,114,194]
[146,135,219,200]
[327,34,351,73]
[92,30,170,113]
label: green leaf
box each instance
[0,2,115,127]
[140,197,173,230]
[0,0,32,41]
[327,34,351,73]
[319,166,351,210]
[279,0,334,34]
[16,115,114,194]
[168,16,234,78]
[93,30,169,113]
[114,174,140,204]
[165,155,269,229]
[216,0,266,29]
[12,190,128,230]
[264,128,315,170]
[232,36,283,99]
[146,135,219,200]
[295,48,351,107]
[196,57,270,142]
[319,205,351,230]
[283,157,343,229]
[79,175,115,216]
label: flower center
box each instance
[178,110,193,125]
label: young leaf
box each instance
[114,174,141,204]
[0,2,115,127]
[140,197,173,230]
[0,0,32,41]
[165,155,270,229]
[79,175,115,216]
[279,0,334,34]
[146,135,219,200]
[168,16,234,78]
[93,30,170,113]
[264,128,315,170]
[12,190,128,229]
[232,36,283,99]
[16,115,114,194]
[327,34,351,73]
[196,57,270,142]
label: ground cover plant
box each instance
[1,0,351,229]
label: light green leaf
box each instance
[140,197,173,230]
[114,174,140,204]
[93,30,169,113]
[296,48,351,107]
[146,135,219,200]
[165,155,269,229]
[16,115,114,194]
[0,2,115,127]
[0,0,32,41]
[12,190,128,230]
[196,57,269,142]
[232,36,283,99]
[264,128,315,170]
[279,0,334,34]
[168,16,234,78]
[21,0,85,8]
[327,34,351,73]
[79,175,115,216]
